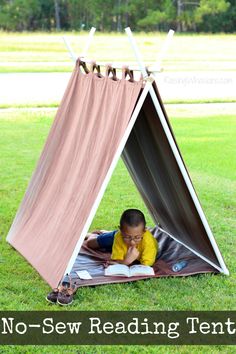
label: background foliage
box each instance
[0,0,235,32]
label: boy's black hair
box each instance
[119,209,146,229]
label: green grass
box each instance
[0,106,235,353]
[0,103,60,109]
[1,98,236,110]
[0,31,235,72]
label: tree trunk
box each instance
[54,0,61,31]
[117,0,122,32]
[177,0,182,32]
[125,0,129,28]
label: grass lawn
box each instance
[0,104,235,353]
[0,31,236,72]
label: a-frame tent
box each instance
[6,29,228,288]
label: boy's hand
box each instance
[124,246,140,265]
[103,260,114,268]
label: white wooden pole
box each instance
[64,79,154,276]
[62,36,77,62]
[63,27,162,74]
[125,26,229,275]
[81,27,96,58]
[63,27,96,63]
[155,29,175,72]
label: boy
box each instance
[87,209,158,266]
[46,209,157,305]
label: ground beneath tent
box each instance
[70,227,217,287]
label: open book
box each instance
[104,264,155,277]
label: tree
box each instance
[194,0,230,24]
[54,0,61,31]
[137,0,176,31]
[0,0,234,32]
[195,0,235,32]
[0,0,41,31]
[177,0,230,31]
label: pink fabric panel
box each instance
[7,64,142,288]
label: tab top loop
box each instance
[122,65,134,82]
[105,64,118,81]
[77,57,89,74]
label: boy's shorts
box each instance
[97,230,117,252]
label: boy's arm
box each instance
[112,247,140,265]
[111,234,139,265]
[140,235,158,266]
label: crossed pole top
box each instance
[63,27,175,75]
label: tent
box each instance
[6,29,229,288]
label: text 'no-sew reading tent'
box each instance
[6,28,229,288]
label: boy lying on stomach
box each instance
[87,209,158,266]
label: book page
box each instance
[129,265,155,277]
[104,264,130,277]
[76,270,93,280]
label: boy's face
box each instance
[120,223,145,247]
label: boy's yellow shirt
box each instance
[111,230,158,266]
